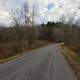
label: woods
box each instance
[0,21,80,59]
[0,2,39,59]
[44,22,80,55]
[0,1,80,59]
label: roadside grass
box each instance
[60,44,80,80]
[0,41,51,63]
[0,53,24,63]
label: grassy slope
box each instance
[60,45,80,80]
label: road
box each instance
[0,44,77,80]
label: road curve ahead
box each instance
[0,44,77,80]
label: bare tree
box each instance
[23,2,39,27]
[9,9,23,52]
[9,2,39,49]
[23,2,31,27]
[31,3,38,27]
[10,8,22,27]
[23,2,39,49]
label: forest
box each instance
[0,1,80,59]
[0,21,80,59]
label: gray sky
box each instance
[0,0,80,26]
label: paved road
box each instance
[0,44,77,80]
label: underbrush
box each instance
[0,40,49,61]
[0,41,26,59]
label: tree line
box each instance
[0,1,80,59]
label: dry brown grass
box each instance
[60,45,80,80]
[65,42,80,55]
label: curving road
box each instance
[0,44,77,80]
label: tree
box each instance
[10,9,24,52]
[41,23,45,27]
[23,2,39,49]
[23,2,38,27]
[47,22,52,27]
[9,2,39,49]
[23,2,30,27]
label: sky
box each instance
[0,0,80,26]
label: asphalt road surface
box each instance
[0,44,77,80]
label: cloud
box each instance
[0,10,11,26]
[0,0,80,26]
[0,10,9,19]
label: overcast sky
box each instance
[0,0,80,26]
